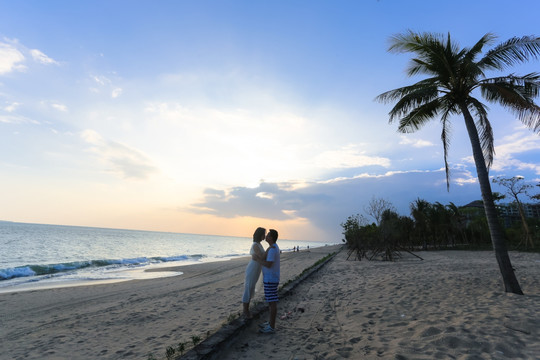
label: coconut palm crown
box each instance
[376,31,540,295]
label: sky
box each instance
[1,0,539,242]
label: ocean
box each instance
[0,221,333,292]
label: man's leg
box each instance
[263,282,279,330]
[269,301,277,329]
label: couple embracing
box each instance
[242,227,279,334]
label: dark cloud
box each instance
[192,182,332,220]
[191,169,483,240]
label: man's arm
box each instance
[254,247,275,268]
[259,259,274,268]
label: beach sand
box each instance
[0,245,340,360]
[219,249,540,360]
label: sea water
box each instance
[0,221,332,292]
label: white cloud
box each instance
[491,129,540,175]
[320,168,444,183]
[453,167,477,186]
[4,102,22,112]
[30,49,58,65]
[51,103,68,112]
[399,135,435,148]
[0,42,26,74]
[493,158,540,175]
[92,75,110,86]
[89,75,123,98]
[140,100,335,185]
[81,129,159,179]
[111,88,123,98]
[0,40,58,76]
[38,100,68,113]
[311,144,391,169]
[495,130,540,156]
[459,128,540,175]
[256,192,274,199]
[0,113,39,124]
[81,129,103,144]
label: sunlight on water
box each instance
[0,221,336,292]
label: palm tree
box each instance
[446,202,466,246]
[376,31,540,295]
[410,198,431,250]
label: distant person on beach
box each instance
[242,227,266,319]
[254,229,280,334]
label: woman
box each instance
[242,227,266,319]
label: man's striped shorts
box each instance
[263,282,279,302]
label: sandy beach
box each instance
[0,245,340,360]
[1,247,539,360]
[220,250,540,360]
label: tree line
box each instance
[341,194,540,262]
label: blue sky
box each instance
[1,0,539,242]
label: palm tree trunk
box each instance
[460,105,524,295]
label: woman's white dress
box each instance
[242,242,264,303]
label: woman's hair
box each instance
[253,227,266,242]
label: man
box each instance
[254,229,280,334]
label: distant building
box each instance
[460,200,540,228]
[496,202,540,227]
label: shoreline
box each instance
[0,244,337,294]
[0,245,342,359]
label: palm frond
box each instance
[386,85,440,123]
[481,73,540,99]
[515,103,540,132]
[388,31,465,84]
[375,78,438,103]
[407,58,431,77]
[439,109,453,190]
[397,98,442,133]
[464,33,497,64]
[388,30,445,54]
[480,74,540,132]
[480,35,540,70]
[460,34,497,80]
[389,31,451,76]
